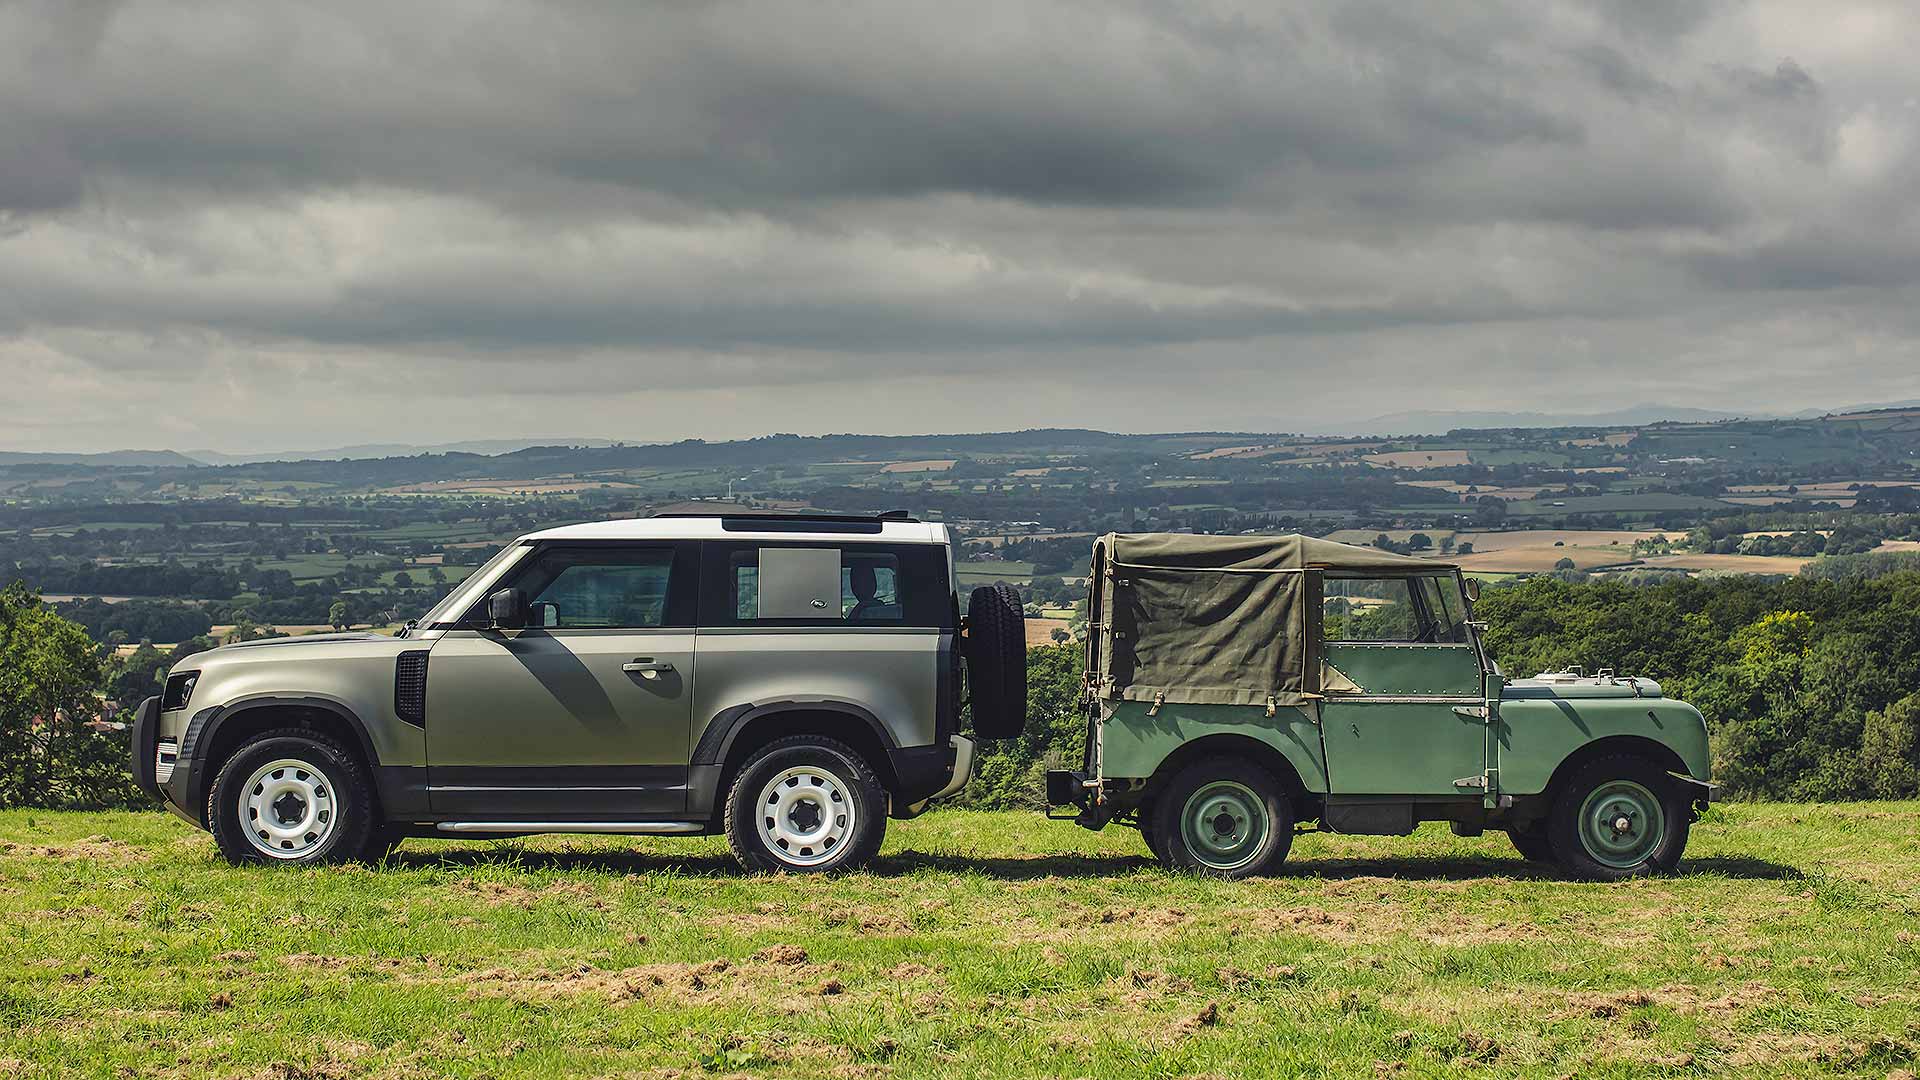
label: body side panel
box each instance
[691,628,939,751]
[164,640,428,766]
[1497,696,1712,794]
[1099,699,1329,792]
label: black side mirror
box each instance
[1463,578,1482,603]
[488,588,528,629]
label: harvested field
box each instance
[879,459,958,473]
[1364,450,1472,469]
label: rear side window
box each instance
[706,542,948,628]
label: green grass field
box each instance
[3,805,1918,1078]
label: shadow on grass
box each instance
[384,847,1800,882]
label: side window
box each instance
[1323,576,1421,642]
[842,551,901,621]
[508,546,678,629]
[1413,576,1469,643]
[711,543,945,627]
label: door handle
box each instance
[622,659,674,679]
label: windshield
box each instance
[420,542,529,627]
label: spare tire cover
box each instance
[965,583,1028,739]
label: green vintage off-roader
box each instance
[1046,533,1715,880]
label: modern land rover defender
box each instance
[1048,532,1716,880]
[128,512,1028,872]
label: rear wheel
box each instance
[207,729,373,866]
[1150,759,1293,878]
[1508,820,1556,863]
[1137,800,1167,862]
[725,736,887,874]
[1548,754,1690,881]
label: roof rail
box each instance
[649,509,920,533]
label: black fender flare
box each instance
[179,694,383,812]
[691,698,898,769]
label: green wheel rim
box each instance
[1577,779,1665,869]
[1180,781,1268,871]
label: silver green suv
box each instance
[128,512,1028,872]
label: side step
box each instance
[434,821,706,835]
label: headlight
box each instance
[161,671,198,712]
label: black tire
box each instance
[206,729,374,867]
[1150,758,1294,879]
[725,736,887,874]
[1137,800,1168,863]
[1508,821,1556,863]
[964,584,1027,739]
[1547,753,1690,882]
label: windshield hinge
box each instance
[1453,774,1488,790]
[1146,691,1164,717]
[1452,705,1489,722]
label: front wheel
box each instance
[1149,759,1293,878]
[1548,754,1690,881]
[724,736,887,874]
[207,729,374,866]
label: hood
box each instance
[1504,671,1663,700]
[213,632,390,651]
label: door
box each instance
[426,542,699,817]
[1317,573,1487,795]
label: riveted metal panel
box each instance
[1320,701,1487,795]
[1321,643,1482,697]
[1098,698,1329,792]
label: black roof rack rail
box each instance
[650,509,919,533]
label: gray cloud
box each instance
[1,0,1918,451]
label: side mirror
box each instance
[1463,578,1482,603]
[487,588,528,629]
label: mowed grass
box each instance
[3,805,1919,1078]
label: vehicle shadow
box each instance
[386,847,1800,882]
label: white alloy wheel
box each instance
[239,757,338,860]
[756,765,855,867]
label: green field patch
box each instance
[2,805,1918,1078]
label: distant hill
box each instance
[185,437,628,465]
[1330,405,1755,436]
[0,449,205,467]
[1328,397,1920,436]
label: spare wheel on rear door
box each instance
[965,583,1027,739]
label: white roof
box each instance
[521,516,949,545]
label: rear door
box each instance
[1317,573,1486,795]
[425,541,700,817]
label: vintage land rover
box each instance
[128,512,1029,872]
[1047,533,1715,880]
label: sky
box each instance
[3,0,1920,454]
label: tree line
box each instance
[5,569,1919,811]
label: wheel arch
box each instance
[700,702,900,824]
[186,696,379,822]
[1144,733,1314,819]
[1535,735,1689,804]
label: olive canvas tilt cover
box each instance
[1091,532,1452,708]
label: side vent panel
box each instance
[395,651,430,727]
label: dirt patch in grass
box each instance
[451,878,603,909]
[752,944,809,965]
[0,835,148,862]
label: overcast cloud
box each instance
[3,0,1919,453]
